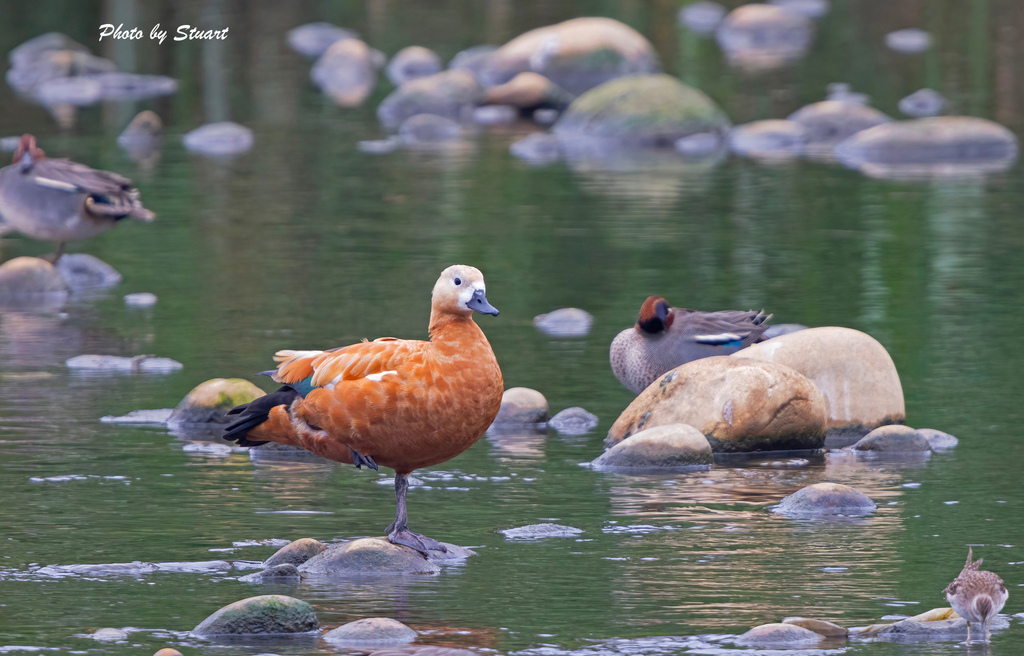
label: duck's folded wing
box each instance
[33,158,155,220]
[271,338,426,395]
[683,310,772,344]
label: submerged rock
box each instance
[917,428,958,450]
[716,4,815,71]
[238,563,300,583]
[90,628,128,643]
[772,482,876,516]
[264,538,328,568]
[483,72,574,112]
[493,387,549,425]
[885,28,932,54]
[500,523,583,539]
[782,617,848,638]
[183,122,254,156]
[592,423,713,469]
[398,114,462,146]
[834,116,1018,179]
[55,253,122,289]
[678,2,727,35]
[323,617,416,646]
[100,408,174,424]
[769,0,830,19]
[479,17,661,95]
[377,70,483,129]
[533,307,593,337]
[553,74,730,147]
[736,622,826,646]
[607,356,828,453]
[168,378,265,426]
[850,607,1009,638]
[509,133,562,165]
[787,100,892,158]
[287,22,359,58]
[729,119,808,159]
[66,355,183,373]
[850,425,931,453]
[472,105,519,125]
[358,137,403,155]
[899,88,947,118]
[386,46,442,86]
[448,45,498,81]
[118,111,163,160]
[548,407,599,434]
[124,292,158,308]
[311,38,378,108]
[298,537,469,576]
[0,256,69,297]
[190,594,319,637]
[736,326,905,439]
[674,132,723,156]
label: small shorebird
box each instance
[944,546,1008,644]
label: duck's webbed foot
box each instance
[387,526,447,556]
[349,448,377,470]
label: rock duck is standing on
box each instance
[224,265,503,555]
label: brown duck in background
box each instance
[610,295,771,394]
[944,547,1008,644]
[0,134,154,262]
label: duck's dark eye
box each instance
[454,277,462,286]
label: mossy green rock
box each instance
[553,74,730,147]
[168,378,265,426]
[190,594,318,636]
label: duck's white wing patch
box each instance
[32,176,80,193]
[694,332,742,344]
[365,370,398,382]
[273,349,323,362]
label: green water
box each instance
[1,2,1023,655]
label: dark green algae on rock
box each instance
[190,594,318,638]
[552,74,730,147]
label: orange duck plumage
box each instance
[224,264,503,555]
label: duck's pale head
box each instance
[636,296,672,334]
[12,134,45,165]
[432,264,499,317]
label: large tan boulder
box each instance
[478,17,660,95]
[734,327,905,438]
[606,357,827,453]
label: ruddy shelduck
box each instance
[0,134,154,262]
[224,265,503,555]
[610,295,771,394]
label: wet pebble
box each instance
[0,256,69,298]
[287,22,359,58]
[898,88,947,117]
[190,595,319,637]
[55,253,122,289]
[678,1,727,34]
[772,482,876,516]
[917,428,958,450]
[182,442,233,457]
[386,46,442,86]
[533,307,593,337]
[885,28,932,54]
[264,537,328,568]
[238,563,300,583]
[183,122,254,156]
[324,617,417,647]
[850,425,932,453]
[153,649,183,656]
[124,292,158,307]
[500,523,583,539]
[548,407,599,435]
[532,108,560,125]
[736,622,826,646]
[90,628,128,643]
[674,132,722,157]
[728,119,807,159]
[399,114,462,145]
[100,408,173,424]
[448,44,498,79]
[66,355,183,373]
[472,105,519,125]
[358,137,403,155]
[493,387,548,425]
[769,0,830,19]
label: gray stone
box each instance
[398,114,462,145]
[532,108,560,125]
[66,355,183,373]
[377,70,482,129]
[769,0,830,18]
[472,105,519,126]
[118,111,163,156]
[787,100,892,158]
[826,82,870,105]
[493,387,549,425]
[358,137,403,155]
[885,28,932,55]
[899,88,947,118]
[483,72,574,112]
[55,253,121,289]
[479,17,661,95]
[264,538,328,568]
[298,537,468,576]
[386,46,442,86]
[834,116,1018,179]
[533,307,593,337]
[592,423,713,469]
[183,122,253,156]
[448,45,498,80]
[773,482,876,516]
[678,2,727,35]
[100,408,173,424]
[851,425,931,453]
[917,428,958,450]
[500,523,583,539]
[168,378,265,426]
[548,407,599,435]
[311,39,378,108]
[90,628,128,642]
[88,73,178,102]
[190,595,319,637]
[286,22,359,58]
[782,617,847,637]
[674,132,723,157]
[366,647,478,656]
[323,617,416,646]
[553,74,730,147]
[124,292,158,307]
[239,563,300,583]
[736,622,826,646]
[716,4,815,71]
[509,133,562,165]
[729,119,807,159]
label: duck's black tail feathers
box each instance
[223,386,299,447]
